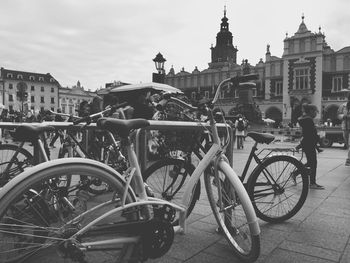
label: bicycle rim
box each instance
[204,165,260,262]
[143,158,199,224]
[247,155,309,223]
[0,144,33,186]
[0,160,139,263]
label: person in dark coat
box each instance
[297,103,324,190]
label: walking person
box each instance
[337,93,350,166]
[298,103,324,189]
[235,115,245,149]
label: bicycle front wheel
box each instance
[204,161,260,262]
[247,155,309,223]
[0,143,33,186]
[143,158,199,224]
[0,158,139,263]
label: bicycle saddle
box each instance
[97,118,150,138]
[246,131,275,144]
[13,124,55,142]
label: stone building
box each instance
[59,81,96,115]
[0,67,60,113]
[164,10,350,125]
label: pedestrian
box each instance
[337,93,350,165]
[297,103,324,189]
[235,115,246,149]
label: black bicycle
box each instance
[143,96,309,224]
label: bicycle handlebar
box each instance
[213,73,259,104]
[72,102,129,125]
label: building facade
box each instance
[0,67,60,113]
[59,81,96,115]
[164,11,350,125]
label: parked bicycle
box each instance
[0,74,261,262]
[144,88,309,224]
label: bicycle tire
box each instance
[0,143,33,186]
[58,141,110,195]
[143,158,199,224]
[247,155,309,223]
[0,158,139,263]
[204,161,260,262]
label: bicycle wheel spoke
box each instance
[248,155,308,223]
[205,167,260,262]
[0,162,140,262]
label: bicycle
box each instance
[0,106,127,189]
[144,93,309,224]
[0,74,261,263]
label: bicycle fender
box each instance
[0,158,137,201]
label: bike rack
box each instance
[135,120,234,172]
[0,121,234,172]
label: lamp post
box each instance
[152,52,166,83]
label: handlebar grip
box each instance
[73,116,91,125]
[111,101,129,111]
[230,73,259,84]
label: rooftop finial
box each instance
[302,13,305,22]
[224,5,226,17]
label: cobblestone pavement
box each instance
[3,137,350,262]
[148,138,350,263]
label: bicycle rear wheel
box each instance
[0,143,33,186]
[204,161,260,262]
[143,158,199,224]
[247,155,309,223]
[0,158,139,263]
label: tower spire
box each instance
[224,5,226,17]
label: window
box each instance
[294,68,309,90]
[29,76,35,81]
[51,107,54,111]
[275,81,283,96]
[31,86,35,91]
[51,97,55,104]
[31,106,34,111]
[332,76,343,92]
[234,89,239,98]
[252,88,257,97]
[69,106,73,114]
[31,96,35,103]
[9,94,13,102]
[41,86,44,92]
[39,77,44,81]
[17,74,23,79]
[7,73,13,78]
[205,91,209,99]
[40,96,44,103]
[9,83,13,89]
[51,87,54,93]
[9,105,13,112]
[191,92,196,99]
[40,107,44,112]
[50,78,55,83]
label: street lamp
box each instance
[152,52,166,83]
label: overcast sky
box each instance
[1,0,349,91]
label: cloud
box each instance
[0,0,350,90]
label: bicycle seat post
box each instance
[32,137,49,165]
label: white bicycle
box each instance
[0,74,261,262]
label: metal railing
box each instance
[0,121,234,172]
